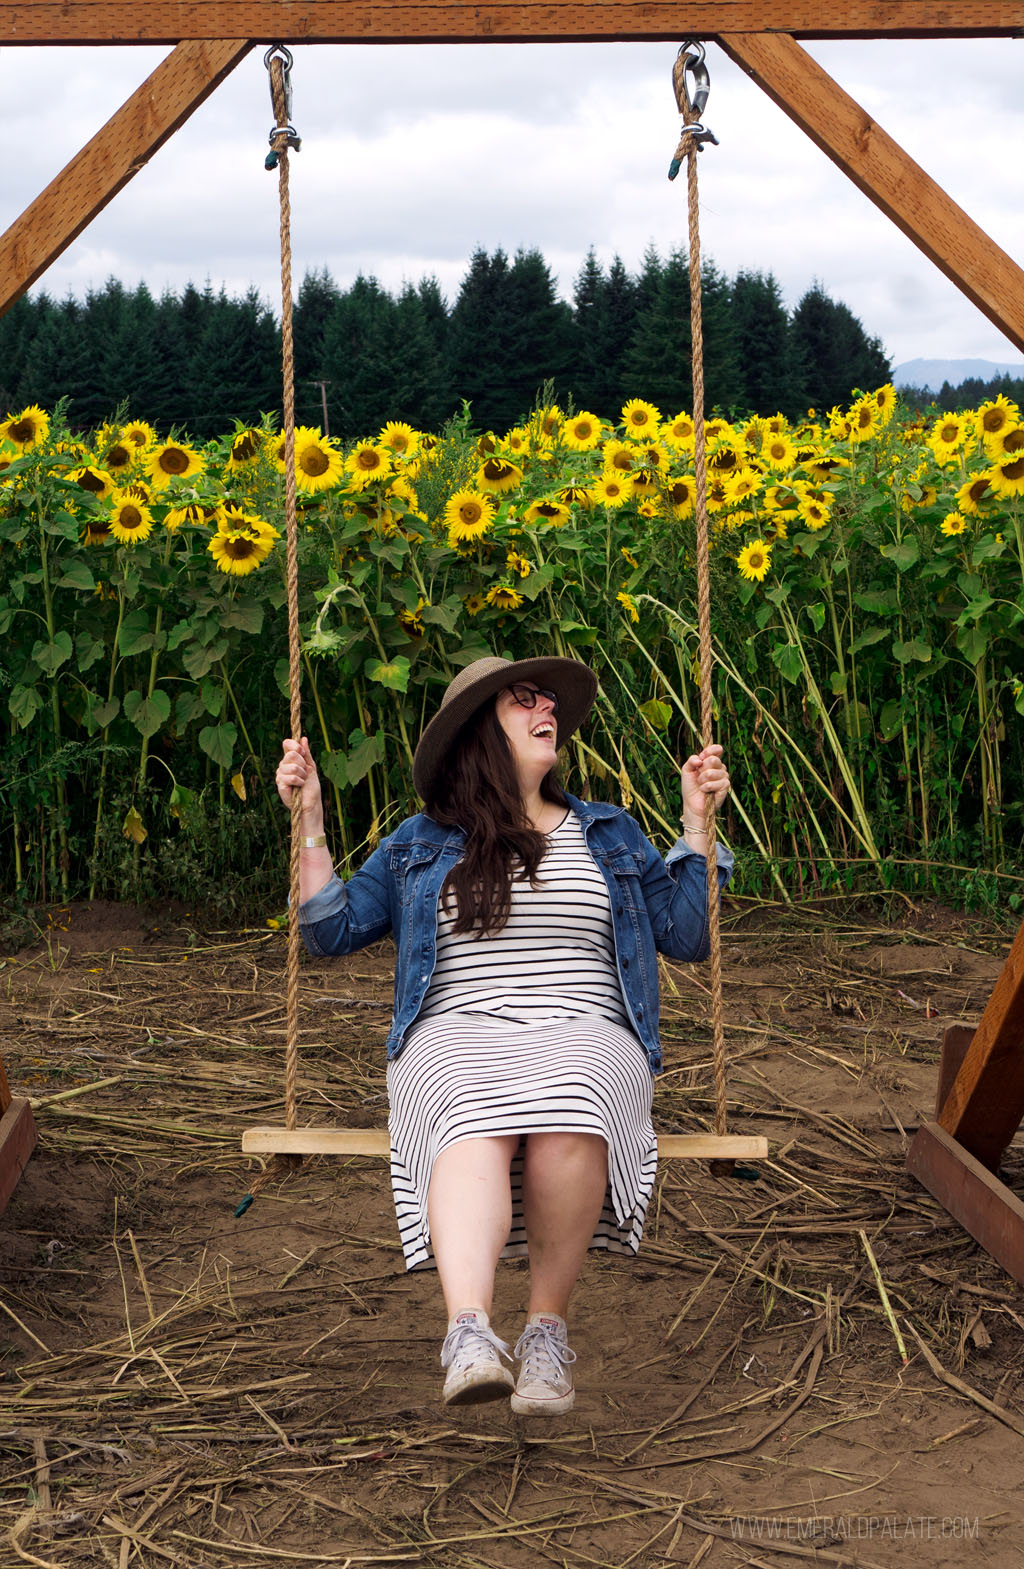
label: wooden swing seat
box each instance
[241,1127,768,1159]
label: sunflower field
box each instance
[1,390,1022,918]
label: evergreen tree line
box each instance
[900,371,1024,414]
[0,248,891,440]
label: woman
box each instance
[276,655,731,1415]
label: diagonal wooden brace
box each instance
[0,39,253,315]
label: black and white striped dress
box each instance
[387,810,657,1270]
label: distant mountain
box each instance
[894,357,1024,392]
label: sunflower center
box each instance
[10,419,35,442]
[1003,428,1024,452]
[356,449,382,472]
[1001,458,1024,479]
[982,410,1006,433]
[119,506,144,530]
[939,424,959,443]
[225,535,259,559]
[233,433,260,460]
[611,451,632,472]
[107,444,131,468]
[87,519,111,538]
[483,460,510,481]
[79,471,106,493]
[300,447,330,477]
[458,502,483,525]
[160,447,190,474]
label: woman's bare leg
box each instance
[521,1132,609,1318]
[427,1134,520,1317]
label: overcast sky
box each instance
[5,37,1024,375]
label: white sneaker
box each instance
[511,1312,577,1415]
[440,1310,514,1406]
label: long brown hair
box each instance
[424,698,566,935]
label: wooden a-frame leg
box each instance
[0,38,253,314]
[716,32,1024,355]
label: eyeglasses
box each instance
[507,683,560,716]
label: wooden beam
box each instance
[938,916,1024,1170]
[0,39,252,316]
[0,1098,37,1218]
[716,32,1024,357]
[4,2,1024,44]
[241,1127,769,1159]
[906,1121,1024,1287]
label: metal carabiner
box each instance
[265,43,295,124]
[677,40,711,121]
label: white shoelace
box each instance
[513,1323,577,1386]
[440,1320,512,1373]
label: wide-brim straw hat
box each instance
[412,655,597,801]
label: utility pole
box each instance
[309,379,331,436]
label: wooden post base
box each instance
[906,1121,1024,1287]
[241,1127,768,1160]
[0,1098,37,1218]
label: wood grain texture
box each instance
[0,39,252,314]
[717,32,1024,354]
[907,1121,1024,1287]
[4,2,1024,43]
[0,1098,37,1218]
[937,917,1024,1168]
[241,1126,769,1158]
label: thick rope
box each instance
[270,56,302,1137]
[674,50,729,1141]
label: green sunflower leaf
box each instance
[892,638,932,664]
[89,696,120,730]
[770,641,803,685]
[31,632,73,676]
[879,700,904,742]
[56,559,96,592]
[123,689,171,738]
[75,631,106,673]
[222,601,264,633]
[198,722,237,770]
[9,684,43,730]
[638,699,673,732]
[344,731,385,787]
[122,806,147,845]
[851,625,889,652]
[118,608,158,656]
[365,656,411,693]
[880,539,920,571]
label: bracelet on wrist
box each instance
[301,834,327,849]
[683,822,709,835]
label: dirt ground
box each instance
[1,894,1022,1569]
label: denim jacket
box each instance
[298,793,732,1075]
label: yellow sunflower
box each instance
[616,591,640,623]
[81,514,113,547]
[164,500,219,531]
[762,483,800,517]
[977,396,1019,447]
[621,546,639,569]
[476,456,523,494]
[445,489,495,543]
[563,411,603,451]
[504,426,531,456]
[736,539,772,582]
[523,498,571,527]
[603,439,636,475]
[100,436,137,476]
[123,420,157,450]
[798,496,832,531]
[872,383,897,423]
[346,441,392,490]
[849,398,879,443]
[536,405,564,440]
[208,528,273,576]
[148,441,204,488]
[801,453,849,482]
[987,424,1024,460]
[556,482,593,509]
[940,511,969,537]
[463,593,486,616]
[486,583,524,611]
[388,474,420,510]
[397,598,427,638]
[1,405,49,449]
[108,492,155,545]
[70,466,116,501]
[956,474,993,515]
[666,476,696,518]
[294,430,345,493]
[379,421,420,459]
[987,455,1024,498]
[928,413,967,463]
[663,412,696,450]
[762,431,798,470]
[506,550,532,578]
[227,428,264,470]
[621,399,661,439]
[592,474,633,508]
